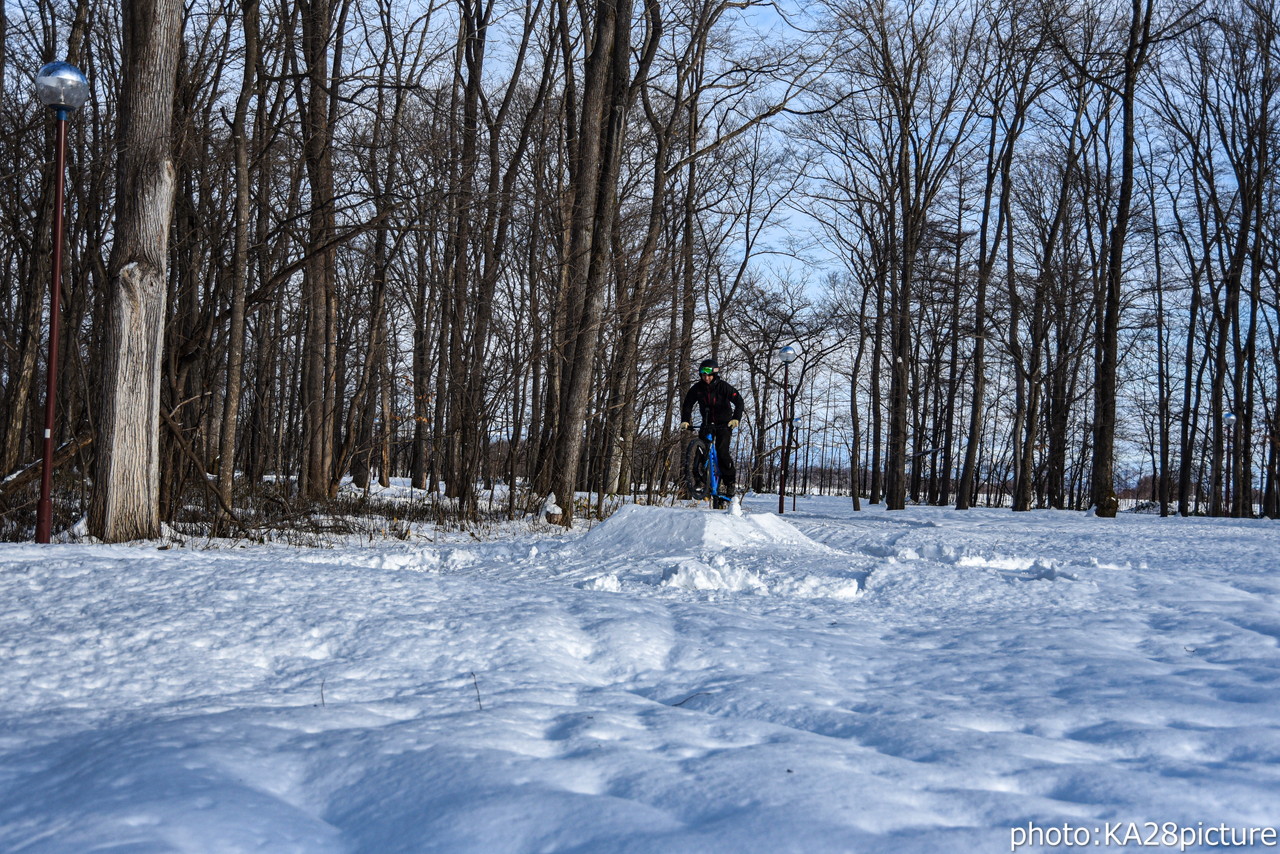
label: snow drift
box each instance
[1,497,1278,853]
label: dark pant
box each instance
[703,424,736,495]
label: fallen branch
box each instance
[0,435,94,502]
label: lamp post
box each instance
[33,61,89,544]
[1224,411,1238,518]
[791,415,801,512]
[778,345,797,514]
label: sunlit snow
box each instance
[1,495,1278,852]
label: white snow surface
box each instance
[2,496,1279,853]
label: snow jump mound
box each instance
[580,504,823,554]
[574,504,864,598]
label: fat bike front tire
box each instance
[683,437,711,500]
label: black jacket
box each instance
[681,377,744,426]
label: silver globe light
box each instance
[779,344,797,364]
[35,62,89,112]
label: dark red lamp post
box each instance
[33,61,89,543]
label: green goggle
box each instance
[700,367,715,375]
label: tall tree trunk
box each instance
[869,280,884,505]
[217,0,259,515]
[90,0,182,541]
[1177,266,1203,516]
[548,0,637,526]
[1147,168,1172,516]
[297,0,348,500]
[0,189,50,478]
[1091,0,1153,518]
[885,150,912,511]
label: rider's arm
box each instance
[680,385,697,424]
[730,386,744,422]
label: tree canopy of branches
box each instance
[3,0,1280,540]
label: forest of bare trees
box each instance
[1,0,1278,541]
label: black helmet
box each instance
[698,358,718,376]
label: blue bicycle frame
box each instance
[697,425,733,504]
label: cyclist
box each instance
[680,358,745,500]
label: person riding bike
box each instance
[680,358,745,499]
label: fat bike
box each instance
[683,424,740,514]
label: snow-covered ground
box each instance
[1,495,1278,853]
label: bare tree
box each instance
[544,0,655,525]
[956,0,1054,510]
[216,0,261,517]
